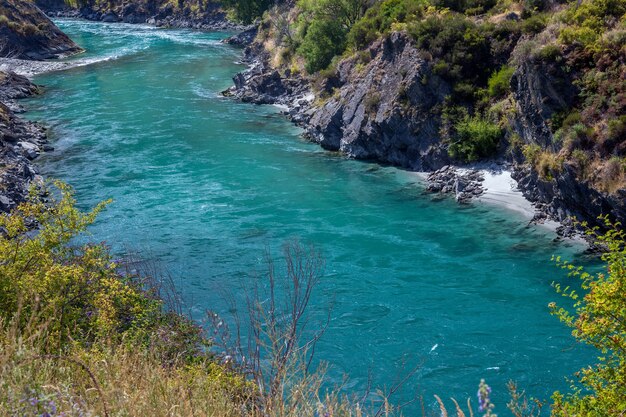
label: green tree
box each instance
[298,18,347,73]
[220,0,273,24]
[550,219,626,416]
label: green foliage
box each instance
[347,0,427,49]
[432,0,497,14]
[558,0,626,50]
[219,0,272,24]
[488,65,515,98]
[0,182,203,359]
[550,220,626,416]
[448,115,502,161]
[298,19,347,73]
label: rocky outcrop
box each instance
[427,166,485,203]
[227,25,623,232]
[0,0,83,60]
[306,33,450,170]
[228,32,452,170]
[510,52,626,228]
[513,164,626,229]
[510,56,578,151]
[36,0,246,31]
[0,71,47,213]
[223,26,258,47]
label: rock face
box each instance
[510,57,578,151]
[510,54,626,228]
[227,26,623,230]
[427,166,485,203]
[513,165,626,229]
[0,70,47,213]
[0,0,83,60]
[307,32,450,170]
[222,26,258,47]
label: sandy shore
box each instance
[476,170,560,231]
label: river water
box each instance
[25,19,592,414]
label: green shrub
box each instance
[347,0,427,50]
[298,19,347,73]
[0,182,201,358]
[607,115,626,143]
[535,43,561,62]
[487,65,515,98]
[219,0,273,24]
[448,115,502,161]
[521,13,547,34]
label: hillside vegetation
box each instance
[225,0,625,195]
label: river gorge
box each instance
[22,19,594,414]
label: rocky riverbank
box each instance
[224,27,625,235]
[35,0,248,31]
[0,70,47,213]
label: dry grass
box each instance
[0,312,253,417]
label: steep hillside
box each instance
[227,0,626,230]
[0,0,82,59]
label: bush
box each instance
[347,0,427,50]
[448,115,502,161]
[550,221,626,415]
[0,182,204,358]
[298,19,347,73]
[487,65,515,98]
[219,0,273,24]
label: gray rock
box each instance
[307,32,451,170]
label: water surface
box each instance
[26,19,592,414]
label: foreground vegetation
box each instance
[0,183,388,416]
[1,182,625,415]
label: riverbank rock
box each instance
[306,32,451,170]
[223,26,258,47]
[0,70,47,213]
[426,166,485,203]
[0,0,83,60]
[512,164,626,230]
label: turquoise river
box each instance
[25,19,594,414]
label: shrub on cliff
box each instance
[448,115,502,161]
[488,65,514,98]
[220,0,273,24]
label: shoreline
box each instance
[0,20,587,247]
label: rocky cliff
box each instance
[227,25,625,231]
[0,0,83,60]
[306,33,450,171]
[510,53,626,229]
[0,71,47,213]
